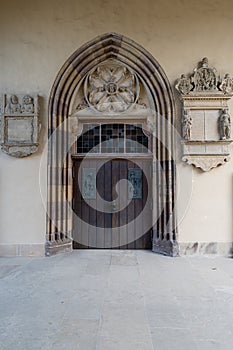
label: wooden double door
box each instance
[72,157,152,249]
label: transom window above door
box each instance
[76,123,150,154]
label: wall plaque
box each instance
[0,94,40,157]
[175,58,233,171]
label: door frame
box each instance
[46,32,179,257]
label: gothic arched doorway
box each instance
[46,33,179,256]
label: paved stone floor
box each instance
[1,250,233,350]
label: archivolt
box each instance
[47,33,178,256]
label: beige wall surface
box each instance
[1,0,233,248]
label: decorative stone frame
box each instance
[46,33,178,256]
[176,58,233,171]
[0,94,39,157]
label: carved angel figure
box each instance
[219,109,231,140]
[182,110,192,140]
[86,63,138,113]
[219,74,233,94]
[175,74,193,95]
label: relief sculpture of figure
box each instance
[21,95,34,113]
[6,95,21,114]
[182,110,192,140]
[193,57,218,91]
[219,74,233,94]
[175,74,193,95]
[219,109,231,140]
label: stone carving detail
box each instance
[219,74,233,94]
[22,95,34,113]
[219,109,231,140]
[5,94,35,114]
[6,95,22,113]
[193,57,218,92]
[182,155,230,172]
[176,58,233,171]
[175,74,193,95]
[136,98,147,109]
[182,110,192,140]
[0,94,40,158]
[84,62,139,113]
[175,57,233,95]
[76,98,88,111]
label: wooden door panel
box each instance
[96,159,105,248]
[73,158,152,249]
[119,160,128,249]
[104,160,112,248]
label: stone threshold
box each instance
[0,242,232,257]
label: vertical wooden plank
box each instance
[96,159,105,248]
[73,160,82,248]
[81,158,90,248]
[127,160,135,249]
[73,158,88,248]
[135,160,143,249]
[104,160,112,248]
[119,160,128,248]
[112,160,120,248]
[142,159,152,249]
[88,158,97,248]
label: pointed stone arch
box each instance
[46,32,179,256]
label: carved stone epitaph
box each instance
[176,58,233,171]
[0,94,40,157]
[175,57,233,95]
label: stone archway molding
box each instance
[46,32,179,256]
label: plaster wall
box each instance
[1,0,233,254]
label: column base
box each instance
[152,238,179,257]
[45,239,72,256]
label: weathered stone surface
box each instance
[1,251,233,350]
[182,154,230,172]
[0,94,40,158]
[176,59,233,171]
[84,61,140,114]
[179,242,233,256]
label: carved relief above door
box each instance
[84,62,140,113]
